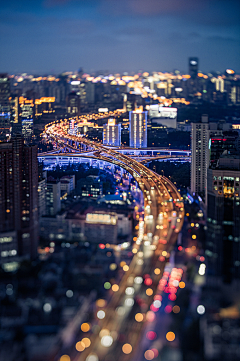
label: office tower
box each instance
[0,74,11,140]
[103,118,121,146]
[207,154,240,283]
[129,107,148,148]
[46,178,61,216]
[191,116,231,201]
[188,57,199,79]
[0,135,38,265]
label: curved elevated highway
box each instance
[43,113,185,361]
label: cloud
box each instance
[102,0,240,27]
[206,35,240,44]
[43,0,75,7]
[102,0,206,16]
[117,26,155,37]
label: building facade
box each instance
[189,57,199,79]
[77,176,103,199]
[0,74,11,140]
[207,157,240,283]
[103,118,121,146]
[191,116,232,201]
[0,135,38,265]
[46,178,61,216]
[191,115,209,200]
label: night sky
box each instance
[0,0,239,74]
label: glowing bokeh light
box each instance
[75,341,85,352]
[135,313,144,322]
[97,310,105,319]
[81,323,90,332]
[197,305,205,315]
[96,299,106,308]
[146,331,157,340]
[146,288,153,296]
[144,349,155,360]
[173,305,180,313]
[86,354,99,361]
[82,338,91,348]
[179,281,185,288]
[99,329,109,338]
[104,282,111,290]
[146,311,156,322]
[112,284,119,292]
[59,356,70,361]
[122,343,132,354]
[166,331,175,341]
[101,335,113,347]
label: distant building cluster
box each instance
[0,58,239,143]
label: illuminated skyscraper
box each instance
[191,115,209,200]
[129,107,148,148]
[19,96,35,141]
[10,95,21,135]
[103,118,121,146]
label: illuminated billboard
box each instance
[86,213,117,225]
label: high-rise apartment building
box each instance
[129,107,147,148]
[189,57,199,79]
[103,118,121,146]
[19,96,35,142]
[191,115,209,200]
[0,74,11,140]
[0,136,38,265]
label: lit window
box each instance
[1,251,8,257]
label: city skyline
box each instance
[0,0,239,74]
